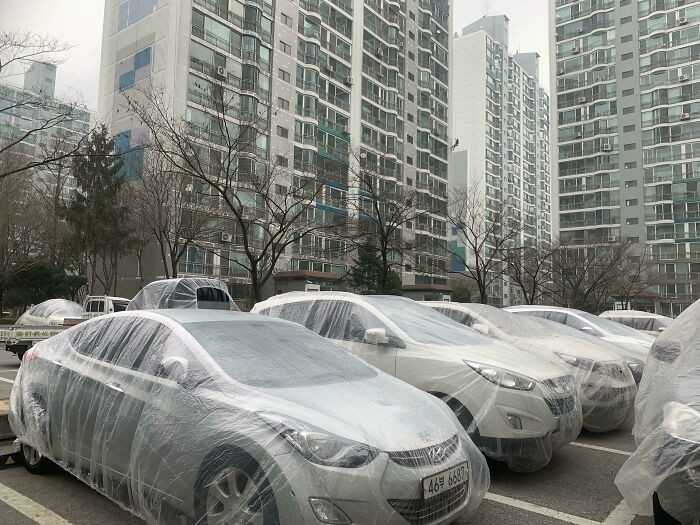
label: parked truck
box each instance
[0,295,130,360]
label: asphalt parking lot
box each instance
[0,351,653,525]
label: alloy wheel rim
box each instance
[205,467,265,525]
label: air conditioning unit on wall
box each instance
[220,232,233,243]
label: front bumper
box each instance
[272,433,488,524]
[581,384,636,433]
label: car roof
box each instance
[600,310,666,319]
[144,309,282,325]
[256,291,402,308]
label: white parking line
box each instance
[603,500,636,525]
[0,481,75,525]
[570,442,632,457]
[484,493,601,525]
[0,376,14,385]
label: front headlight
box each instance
[262,414,378,468]
[556,352,595,370]
[663,403,700,445]
[625,359,644,383]
[464,360,536,391]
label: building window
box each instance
[409,11,415,20]
[624,143,637,151]
[623,106,635,114]
[625,199,638,207]
[624,162,637,169]
[408,93,414,102]
[625,180,638,188]
[623,124,636,132]
[627,236,639,243]
[622,70,634,78]
[622,52,633,61]
[118,0,156,31]
[280,12,292,27]
[277,97,290,111]
[620,0,631,5]
[276,154,289,167]
[408,72,415,81]
[407,113,414,122]
[407,156,413,165]
[626,218,639,225]
[620,16,632,24]
[408,51,415,61]
[116,46,152,92]
[621,34,633,43]
[278,68,290,83]
[623,88,635,96]
[407,134,414,144]
[277,125,289,138]
[409,31,415,40]
[279,41,292,55]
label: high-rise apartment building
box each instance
[98,0,451,299]
[451,16,552,305]
[552,0,700,316]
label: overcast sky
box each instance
[0,0,550,112]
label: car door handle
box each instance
[105,382,123,393]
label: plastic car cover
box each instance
[9,310,490,524]
[426,303,637,434]
[254,292,583,473]
[16,299,85,326]
[599,311,672,334]
[127,278,239,311]
[616,299,700,522]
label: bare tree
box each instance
[504,243,556,305]
[448,183,522,304]
[132,152,213,278]
[346,151,422,293]
[124,86,341,302]
[550,242,638,313]
[0,32,89,180]
[607,246,657,309]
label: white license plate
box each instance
[422,462,468,499]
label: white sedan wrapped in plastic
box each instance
[423,302,636,433]
[127,277,239,311]
[254,292,582,473]
[10,310,489,525]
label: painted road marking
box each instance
[0,481,75,525]
[603,500,636,525]
[484,493,601,525]
[570,442,632,457]
[0,376,14,384]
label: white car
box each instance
[423,302,637,433]
[127,278,239,311]
[253,293,582,472]
[10,310,490,525]
[83,296,131,319]
[599,310,672,337]
[505,305,652,383]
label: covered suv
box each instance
[254,293,582,472]
[423,302,636,433]
[127,278,239,311]
[616,298,700,524]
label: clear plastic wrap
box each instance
[615,299,700,523]
[10,309,490,524]
[423,302,637,434]
[253,292,583,473]
[127,278,239,311]
[16,299,85,326]
[599,310,672,336]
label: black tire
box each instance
[20,444,53,474]
[193,447,280,525]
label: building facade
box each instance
[451,16,552,306]
[98,0,452,301]
[552,0,700,316]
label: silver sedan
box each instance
[10,310,489,525]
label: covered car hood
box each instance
[508,332,623,364]
[210,375,460,452]
[421,340,570,382]
[603,337,651,362]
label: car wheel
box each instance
[21,444,53,474]
[194,447,280,525]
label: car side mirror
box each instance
[658,327,666,333]
[364,328,390,346]
[472,323,490,336]
[156,356,189,386]
[580,326,594,333]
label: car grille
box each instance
[544,395,576,416]
[388,434,460,468]
[388,483,467,525]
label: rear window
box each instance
[196,287,232,310]
[184,321,378,388]
[113,300,129,312]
